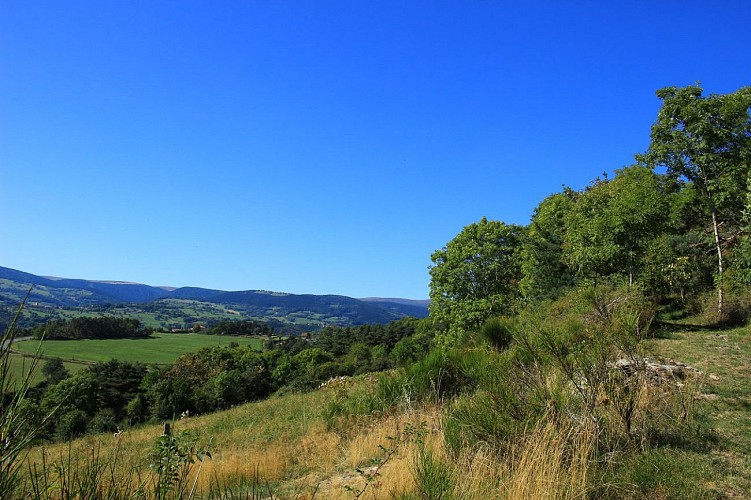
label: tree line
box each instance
[32,317,150,340]
[20,316,433,441]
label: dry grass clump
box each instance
[447,415,594,500]
[501,418,594,499]
[312,407,442,499]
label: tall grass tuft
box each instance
[0,291,55,497]
[501,418,594,500]
[26,440,145,499]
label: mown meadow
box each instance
[13,333,263,365]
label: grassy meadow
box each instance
[640,324,751,497]
[15,321,750,498]
[13,333,263,365]
[6,352,87,386]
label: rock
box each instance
[694,392,719,401]
[612,357,701,384]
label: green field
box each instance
[5,352,87,386]
[13,333,263,365]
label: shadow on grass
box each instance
[652,320,739,338]
[648,412,720,454]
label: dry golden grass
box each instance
[23,380,599,499]
[309,407,442,499]
[501,419,594,500]
[446,416,594,500]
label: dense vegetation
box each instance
[13,316,432,442]
[1,84,749,497]
[205,319,275,337]
[429,85,751,341]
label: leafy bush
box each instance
[479,317,513,352]
[88,408,118,434]
[405,348,474,402]
[55,409,89,440]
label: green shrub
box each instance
[405,348,471,402]
[55,409,89,441]
[592,449,719,499]
[687,287,751,326]
[88,408,118,434]
[322,373,410,429]
[479,317,513,352]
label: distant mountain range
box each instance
[0,266,429,330]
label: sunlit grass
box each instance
[13,333,263,364]
[15,321,750,498]
[643,324,751,496]
[6,352,87,386]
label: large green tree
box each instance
[429,217,524,347]
[641,84,751,312]
[563,166,668,285]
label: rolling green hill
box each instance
[0,266,428,331]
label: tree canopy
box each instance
[429,217,524,346]
[429,85,751,343]
[563,166,668,285]
[641,84,751,312]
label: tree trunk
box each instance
[710,205,724,315]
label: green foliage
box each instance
[642,85,751,223]
[429,217,524,347]
[33,316,149,340]
[442,284,667,459]
[521,190,578,301]
[146,345,275,419]
[593,449,720,499]
[41,357,69,385]
[38,360,148,439]
[728,172,751,288]
[207,319,274,337]
[55,409,89,440]
[150,428,211,500]
[405,348,472,402]
[563,166,668,283]
[479,317,513,352]
[641,84,751,313]
[88,408,118,434]
[314,317,423,356]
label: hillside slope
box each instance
[19,322,750,498]
[0,266,428,329]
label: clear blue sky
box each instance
[1,1,749,299]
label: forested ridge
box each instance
[429,84,751,345]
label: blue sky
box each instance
[1,1,749,299]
